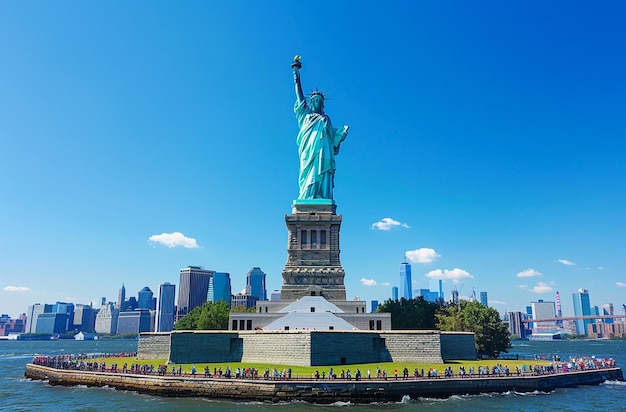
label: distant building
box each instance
[572,289,592,335]
[530,299,557,333]
[588,320,625,339]
[506,311,529,339]
[603,303,614,325]
[525,305,533,329]
[74,331,98,340]
[116,309,152,335]
[177,266,213,321]
[417,289,439,303]
[116,284,126,312]
[451,289,459,305]
[138,287,155,310]
[0,314,26,336]
[245,267,267,301]
[51,302,75,332]
[94,302,119,335]
[208,272,232,305]
[72,304,96,332]
[555,291,564,327]
[231,293,259,310]
[480,291,488,307]
[270,290,281,301]
[399,261,412,300]
[371,300,379,313]
[35,313,69,334]
[438,279,444,302]
[125,297,138,311]
[155,282,176,333]
[391,286,398,301]
[25,304,45,334]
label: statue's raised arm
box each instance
[291,56,349,201]
[292,55,305,105]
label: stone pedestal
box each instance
[281,200,346,301]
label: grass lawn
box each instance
[95,357,552,379]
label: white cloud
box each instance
[406,248,440,264]
[490,300,506,305]
[380,282,390,286]
[3,286,31,292]
[371,217,410,231]
[425,268,473,283]
[148,232,199,248]
[360,278,377,287]
[525,282,553,294]
[557,259,576,266]
[516,268,542,278]
[616,282,626,288]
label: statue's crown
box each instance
[310,90,325,100]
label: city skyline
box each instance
[2,2,625,319]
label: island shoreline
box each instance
[24,363,624,404]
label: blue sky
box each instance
[1,2,625,319]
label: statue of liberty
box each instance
[292,56,349,201]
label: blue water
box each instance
[2,339,625,411]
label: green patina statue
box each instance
[292,56,349,201]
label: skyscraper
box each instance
[507,311,528,339]
[116,284,126,312]
[156,282,176,332]
[451,289,459,305]
[177,266,213,321]
[391,286,399,301]
[72,304,96,332]
[438,279,444,302]
[399,261,412,300]
[480,291,488,307]
[138,287,155,310]
[245,267,267,301]
[208,272,232,305]
[603,303,614,325]
[530,299,557,333]
[25,304,45,334]
[555,291,564,327]
[94,302,119,335]
[572,289,592,335]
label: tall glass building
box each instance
[245,267,267,301]
[399,261,412,300]
[138,287,155,310]
[156,282,176,332]
[208,272,232,305]
[480,291,488,307]
[572,289,592,335]
[176,266,213,321]
[391,286,399,301]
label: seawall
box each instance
[24,364,624,404]
[137,330,477,366]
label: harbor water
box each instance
[2,338,625,411]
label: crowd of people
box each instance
[31,354,617,381]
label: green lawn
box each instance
[95,357,551,379]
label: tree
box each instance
[436,300,512,358]
[376,297,439,329]
[174,301,231,330]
